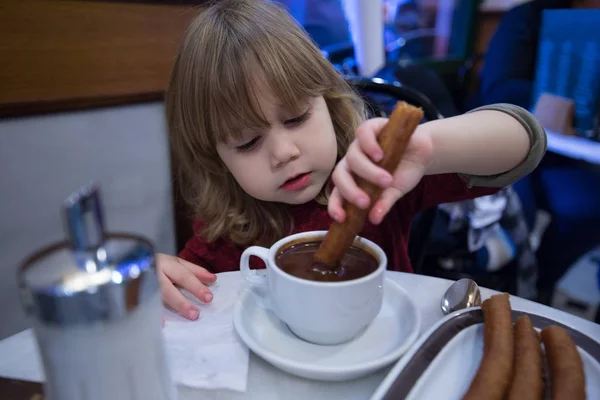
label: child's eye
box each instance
[235,137,260,153]
[284,110,311,126]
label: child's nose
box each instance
[269,134,300,168]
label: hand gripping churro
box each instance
[311,102,423,271]
[506,315,544,400]
[541,325,586,400]
[462,293,514,400]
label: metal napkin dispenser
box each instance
[18,183,177,400]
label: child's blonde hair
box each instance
[166,0,366,247]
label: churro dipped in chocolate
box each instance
[462,293,514,400]
[311,102,423,272]
[542,325,586,400]
[506,315,544,400]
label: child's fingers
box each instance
[159,274,199,320]
[346,142,393,188]
[178,258,217,285]
[369,187,404,225]
[355,118,388,162]
[331,158,370,209]
[327,187,346,222]
[163,264,214,304]
[369,163,426,224]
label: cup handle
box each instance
[240,246,269,285]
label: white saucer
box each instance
[233,278,421,381]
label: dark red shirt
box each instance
[179,173,499,273]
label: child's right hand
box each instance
[329,118,433,225]
[156,253,217,320]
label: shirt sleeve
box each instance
[460,103,547,188]
[178,234,218,273]
[177,220,240,274]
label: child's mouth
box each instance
[281,172,311,191]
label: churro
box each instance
[542,325,586,400]
[506,315,544,400]
[462,293,514,400]
[312,102,423,270]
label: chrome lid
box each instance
[18,183,159,326]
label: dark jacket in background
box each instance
[479,0,572,109]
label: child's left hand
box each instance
[329,118,433,225]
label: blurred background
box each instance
[0,0,599,341]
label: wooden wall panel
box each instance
[0,0,507,118]
[0,0,196,117]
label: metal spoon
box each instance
[440,278,482,315]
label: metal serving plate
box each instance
[370,308,600,400]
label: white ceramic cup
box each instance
[240,231,386,345]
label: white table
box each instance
[546,129,600,165]
[183,272,600,400]
[3,271,597,400]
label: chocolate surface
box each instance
[276,240,378,282]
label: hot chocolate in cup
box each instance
[240,231,386,345]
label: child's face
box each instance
[217,90,338,205]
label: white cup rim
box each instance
[266,230,387,287]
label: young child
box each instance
[158,0,546,320]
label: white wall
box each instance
[481,0,531,12]
[0,102,175,339]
